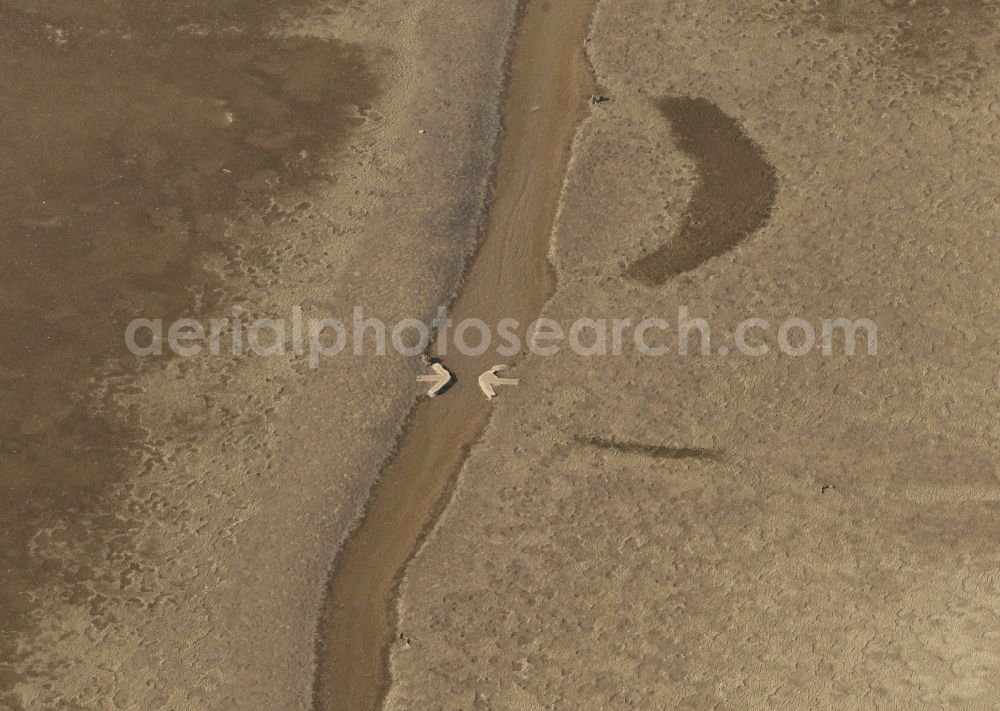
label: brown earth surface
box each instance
[385,1,1000,709]
[3,0,998,709]
[3,0,522,707]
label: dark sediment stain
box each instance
[577,435,726,464]
[0,0,374,698]
[625,96,777,286]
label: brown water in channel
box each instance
[0,1,373,698]
[312,1,597,709]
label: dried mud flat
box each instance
[385,1,1000,709]
[2,0,521,708]
[2,0,998,710]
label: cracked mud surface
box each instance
[1,0,373,694]
[3,0,518,707]
[3,0,997,709]
[385,1,1000,708]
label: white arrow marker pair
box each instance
[416,361,453,397]
[416,360,520,400]
[478,364,520,401]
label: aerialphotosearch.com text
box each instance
[125,306,878,367]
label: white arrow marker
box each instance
[478,364,520,401]
[416,361,453,397]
